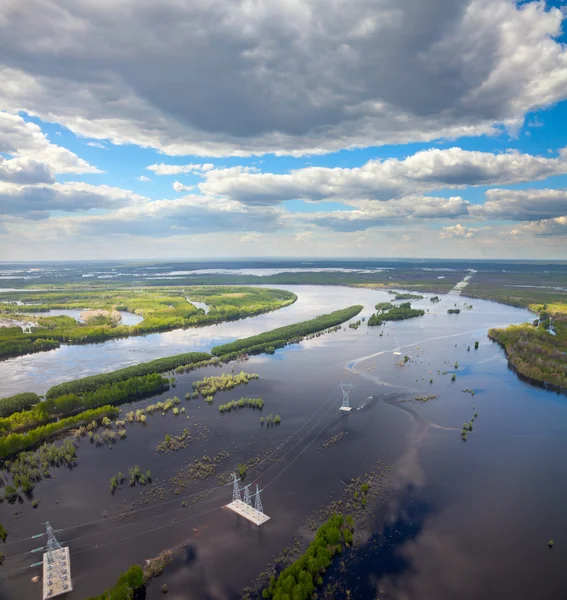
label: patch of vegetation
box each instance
[403,395,438,403]
[261,514,354,600]
[389,291,424,300]
[3,439,77,496]
[85,564,145,600]
[430,296,440,303]
[262,414,281,426]
[375,302,394,311]
[447,308,461,314]
[211,305,363,357]
[219,397,264,412]
[368,302,425,326]
[0,524,7,543]
[192,371,259,396]
[157,429,192,453]
[348,320,362,330]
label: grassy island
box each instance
[368,302,425,326]
[0,286,297,361]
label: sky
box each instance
[1,0,567,261]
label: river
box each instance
[1,285,566,600]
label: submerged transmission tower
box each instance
[338,382,355,412]
[43,522,72,599]
[226,474,270,526]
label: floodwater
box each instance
[1,286,567,600]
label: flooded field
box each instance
[1,286,566,600]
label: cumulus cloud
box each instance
[0,0,566,156]
[439,224,475,239]
[0,112,100,176]
[172,181,195,192]
[521,216,567,236]
[0,156,54,185]
[199,148,567,205]
[146,163,214,175]
[87,141,106,149]
[137,175,151,182]
[0,182,145,219]
[472,188,567,221]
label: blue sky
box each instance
[1,0,567,260]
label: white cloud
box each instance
[172,181,195,192]
[0,112,100,176]
[199,148,567,205]
[146,163,214,175]
[137,175,151,182]
[439,224,475,239]
[472,188,567,221]
[0,1,566,156]
[87,141,106,149]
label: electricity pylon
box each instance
[339,381,354,412]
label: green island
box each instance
[389,291,424,300]
[192,372,259,396]
[0,286,297,360]
[368,302,425,326]
[219,397,264,412]
[261,513,354,600]
[489,302,567,391]
[211,305,363,357]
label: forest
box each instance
[211,305,363,357]
[489,306,567,390]
[0,286,296,360]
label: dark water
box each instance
[1,286,566,600]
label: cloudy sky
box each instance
[1,0,567,260]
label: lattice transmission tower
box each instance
[43,521,71,599]
[338,381,355,412]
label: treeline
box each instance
[0,374,169,434]
[85,564,144,600]
[0,393,41,417]
[0,406,119,458]
[46,352,210,399]
[212,305,363,357]
[368,302,425,326]
[0,338,59,360]
[262,513,354,600]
